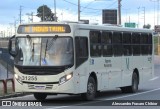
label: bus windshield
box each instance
[15,36,74,67]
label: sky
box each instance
[0,0,159,36]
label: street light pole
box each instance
[118,0,122,25]
[54,0,57,22]
[78,0,80,21]
[19,5,23,24]
[142,7,145,27]
[43,4,44,21]
[137,7,140,28]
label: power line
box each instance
[63,0,102,11]
[106,0,117,8]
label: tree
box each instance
[143,24,151,29]
[37,5,56,21]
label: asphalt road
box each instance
[1,56,160,109]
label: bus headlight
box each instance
[59,73,73,85]
[14,74,23,85]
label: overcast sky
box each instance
[0,0,159,35]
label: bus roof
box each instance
[19,21,153,34]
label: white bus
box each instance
[8,22,154,100]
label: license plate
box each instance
[35,86,46,90]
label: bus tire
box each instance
[129,72,139,93]
[81,76,96,100]
[34,93,47,101]
[121,72,138,93]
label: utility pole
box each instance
[118,0,122,25]
[142,7,145,27]
[137,7,140,28]
[78,0,80,21]
[43,4,45,21]
[54,0,57,22]
[158,0,159,25]
[19,5,23,24]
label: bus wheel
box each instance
[34,93,47,101]
[121,72,138,93]
[130,72,139,93]
[81,76,96,100]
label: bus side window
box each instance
[148,34,152,55]
[132,33,141,56]
[90,31,101,57]
[75,37,88,68]
[102,32,113,57]
[141,33,149,55]
[123,32,132,56]
[113,32,122,56]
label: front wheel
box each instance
[34,93,47,101]
[81,76,96,100]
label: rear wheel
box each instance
[81,76,96,100]
[121,72,138,93]
[130,72,139,93]
[34,93,47,101]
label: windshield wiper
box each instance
[47,35,58,50]
[44,35,59,60]
[26,35,34,61]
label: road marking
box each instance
[103,87,160,100]
[45,87,160,109]
[1,95,33,100]
[149,76,159,81]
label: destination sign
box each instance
[17,24,71,34]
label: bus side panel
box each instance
[141,56,153,83]
[90,58,108,91]
[74,61,89,93]
[130,56,143,84]
[121,56,132,87]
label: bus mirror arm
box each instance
[8,35,17,57]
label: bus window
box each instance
[102,45,112,56]
[141,33,149,55]
[148,34,152,44]
[75,37,88,68]
[113,32,122,44]
[90,31,101,57]
[123,32,132,56]
[123,33,131,44]
[102,32,113,57]
[101,32,112,44]
[132,33,140,55]
[113,32,122,56]
[141,33,148,44]
[132,33,140,44]
[90,31,101,43]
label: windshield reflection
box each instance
[15,37,74,66]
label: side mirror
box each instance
[8,35,18,57]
